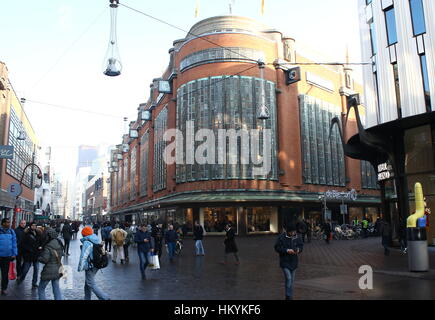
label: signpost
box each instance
[7,183,22,197]
[0,146,14,159]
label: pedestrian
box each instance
[15,220,27,278]
[221,223,239,265]
[379,219,391,256]
[61,221,73,256]
[362,216,369,238]
[0,218,17,295]
[123,223,134,262]
[152,223,164,259]
[78,226,110,300]
[93,222,100,237]
[101,223,113,253]
[193,221,205,256]
[164,224,178,262]
[398,220,407,254]
[18,222,43,288]
[72,222,79,240]
[134,224,155,280]
[297,220,308,243]
[110,224,127,264]
[38,228,64,300]
[274,223,304,300]
[321,220,332,244]
[305,220,312,243]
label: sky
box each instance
[0,0,363,182]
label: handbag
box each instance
[52,249,67,279]
[8,261,16,280]
[150,253,160,270]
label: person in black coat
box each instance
[274,224,303,300]
[15,220,27,278]
[221,223,239,265]
[164,224,179,261]
[151,223,164,259]
[193,221,205,256]
[321,220,332,244]
[61,221,73,256]
[18,222,43,288]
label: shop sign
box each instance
[324,210,332,220]
[377,163,394,181]
[0,146,14,159]
[7,183,22,197]
[340,204,348,215]
[325,189,357,201]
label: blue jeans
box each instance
[84,268,109,300]
[21,261,39,286]
[195,240,205,255]
[138,251,150,277]
[167,242,176,259]
[38,279,63,300]
[282,268,296,299]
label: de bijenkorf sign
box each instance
[0,146,14,159]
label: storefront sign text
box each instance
[0,146,14,159]
[325,189,358,201]
[377,163,394,181]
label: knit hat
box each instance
[81,226,93,237]
[46,228,58,240]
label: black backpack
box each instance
[91,244,109,269]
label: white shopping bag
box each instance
[150,254,160,270]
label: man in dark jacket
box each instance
[18,222,43,288]
[151,223,164,259]
[164,224,178,261]
[61,221,73,256]
[221,223,239,265]
[0,218,17,295]
[274,224,304,300]
[322,220,332,244]
[193,221,205,256]
[101,223,113,253]
[15,220,27,278]
[134,224,155,280]
[379,219,391,256]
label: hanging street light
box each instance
[103,0,122,77]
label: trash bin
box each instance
[407,227,429,272]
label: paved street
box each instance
[1,231,435,300]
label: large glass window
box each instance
[420,54,432,112]
[246,207,274,232]
[176,76,278,183]
[153,107,168,192]
[369,22,377,56]
[130,146,137,200]
[361,160,379,189]
[139,131,149,197]
[409,0,426,36]
[405,125,434,174]
[385,7,398,45]
[123,157,129,203]
[299,95,345,186]
[203,207,237,233]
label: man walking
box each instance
[164,224,178,262]
[379,219,391,256]
[110,224,127,264]
[274,224,303,300]
[61,221,73,256]
[0,218,17,295]
[123,223,134,263]
[18,222,43,288]
[15,220,27,278]
[152,223,164,259]
[193,221,205,256]
[322,220,332,245]
[221,223,239,265]
[101,223,112,253]
[134,224,155,280]
[78,226,109,300]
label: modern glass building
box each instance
[109,16,381,235]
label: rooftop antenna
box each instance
[229,0,235,14]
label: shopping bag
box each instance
[150,254,160,270]
[8,261,16,280]
[147,252,155,268]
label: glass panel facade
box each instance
[123,157,129,203]
[6,107,34,188]
[180,47,265,72]
[385,7,398,45]
[369,22,377,56]
[361,160,379,189]
[409,0,426,36]
[405,125,434,174]
[153,107,168,192]
[176,76,278,183]
[246,207,273,232]
[420,55,432,112]
[299,95,345,186]
[139,131,149,197]
[130,146,137,200]
[203,207,237,233]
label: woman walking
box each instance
[38,228,64,300]
[221,223,239,265]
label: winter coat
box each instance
[224,228,238,253]
[193,225,204,241]
[62,224,73,240]
[78,234,101,272]
[38,238,64,281]
[164,229,178,244]
[152,226,163,243]
[15,226,26,252]
[110,228,127,246]
[0,227,17,258]
[134,230,155,253]
[22,229,43,262]
[125,228,134,245]
[101,226,113,240]
[274,233,304,271]
[379,221,391,237]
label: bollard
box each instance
[407,227,429,272]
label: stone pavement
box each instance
[1,231,435,300]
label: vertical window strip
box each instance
[419,54,432,112]
[409,0,426,36]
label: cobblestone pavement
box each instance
[1,231,434,300]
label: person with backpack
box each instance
[123,223,134,263]
[193,221,205,256]
[101,223,113,253]
[134,224,155,280]
[38,228,64,300]
[61,221,73,256]
[78,226,109,300]
[110,224,127,264]
[274,223,304,300]
[0,218,17,296]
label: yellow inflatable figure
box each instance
[407,182,425,228]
